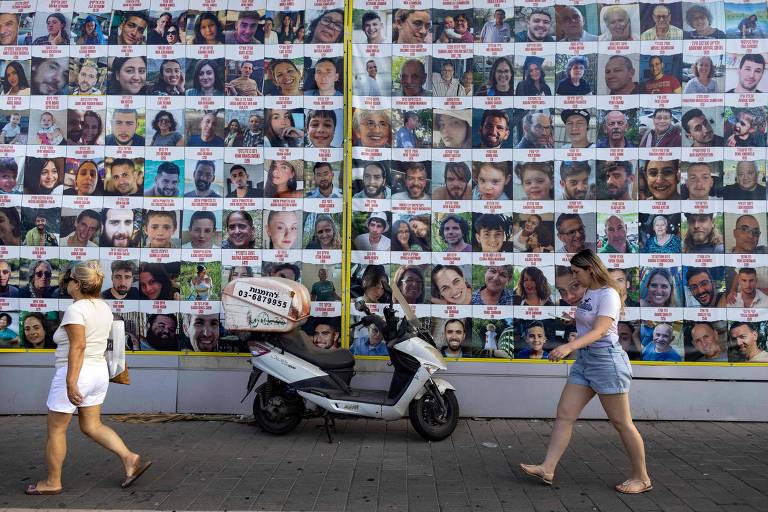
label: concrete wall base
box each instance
[2,353,765,421]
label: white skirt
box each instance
[46,363,109,413]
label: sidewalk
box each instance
[1,415,766,512]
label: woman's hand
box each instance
[281,126,304,140]
[66,382,83,406]
[549,343,574,362]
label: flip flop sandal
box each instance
[615,479,653,494]
[121,460,153,488]
[520,464,554,486]
[25,484,63,495]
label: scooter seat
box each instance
[280,331,355,371]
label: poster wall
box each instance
[349,0,768,364]
[0,0,345,353]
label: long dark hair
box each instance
[264,160,298,197]
[515,266,551,302]
[24,157,62,194]
[265,108,299,147]
[391,219,417,251]
[107,56,147,94]
[191,59,224,93]
[151,59,184,95]
[193,12,224,44]
[3,61,30,93]
[488,57,513,91]
[138,262,174,300]
[81,111,103,144]
[22,312,55,349]
[0,207,21,244]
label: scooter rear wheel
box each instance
[409,389,459,441]
[253,383,303,435]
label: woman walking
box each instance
[26,261,150,495]
[520,250,651,494]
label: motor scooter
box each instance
[221,276,459,442]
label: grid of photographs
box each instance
[0,0,345,353]
[350,0,768,363]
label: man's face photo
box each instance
[362,164,386,198]
[111,163,138,195]
[738,271,757,296]
[527,13,552,41]
[229,167,249,189]
[112,111,137,145]
[194,163,215,193]
[363,17,382,43]
[443,320,466,352]
[731,324,758,357]
[561,169,589,199]
[557,217,586,252]
[33,58,67,95]
[404,167,427,198]
[479,115,510,148]
[146,314,177,349]
[313,164,334,191]
[74,215,100,244]
[691,324,722,359]
[235,16,259,43]
[144,213,175,247]
[603,163,633,199]
[111,267,134,295]
[649,56,664,79]
[604,217,627,249]
[445,168,468,199]
[367,218,385,241]
[35,216,46,230]
[104,209,135,247]
[442,219,464,247]
[312,323,339,349]
[366,61,377,78]
[733,216,761,253]
[686,214,715,245]
[735,161,758,191]
[184,314,220,352]
[604,111,628,143]
[400,60,426,96]
[525,114,552,147]
[77,65,98,92]
[653,323,674,350]
[737,59,765,92]
[154,170,180,197]
[604,56,634,93]
[685,164,714,200]
[119,15,148,45]
[685,115,715,146]
[0,14,19,45]
[688,271,715,306]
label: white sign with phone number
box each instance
[232,281,293,317]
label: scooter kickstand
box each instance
[323,414,336,444]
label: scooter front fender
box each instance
[413,378,455,401]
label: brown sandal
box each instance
[25,483,63,495]
[520,464,554,485]
[121,459,152,488]
[615,479,653,494]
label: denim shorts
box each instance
[567,344,632,394]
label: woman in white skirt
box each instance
[26,261,151,495]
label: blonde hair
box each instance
[569,249,623,310]
[72,260,105,298]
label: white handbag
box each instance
[106,320,129,384]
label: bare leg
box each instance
[77,405,140,477]
[598,393,651,492]
[521,383,596,480]
[35,411,73,491]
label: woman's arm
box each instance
[549,315,614,362]
[65,323,86,406]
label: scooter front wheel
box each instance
[252,382,303,435]
[409,389,459,441]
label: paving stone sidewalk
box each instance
[0,415,766,511]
